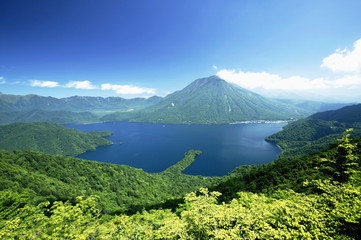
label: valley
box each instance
[2,1,361,238]
[1,76,360,239]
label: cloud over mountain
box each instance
[28,79,156,95]
[65,80,97,90]
[101,83,156,95]
[321,38,361,73]
[217,38,361,101]
[217,70,330,90]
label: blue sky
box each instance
[1,0,361,101]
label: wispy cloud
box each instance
[0,77,5,84]
[30,80,59,88]
[65,80,97,90]
[213,65,218,70]
[28,79,156,96]
[321,38,361,73]
[101,83,156,95]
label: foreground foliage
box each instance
[1,130,360,239]
[0,149,219,214]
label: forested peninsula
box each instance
[0,122,112,156]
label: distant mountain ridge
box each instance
[0,77,355,125]
[0,93,163,112]
[0,109,99,125]
[103,76,302,124]
[275,98,353,115]
[0,93,163,124]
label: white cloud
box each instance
[30,80,59,88]
[213,65,218,70]
[321,38,361,73]
[65,80,97,89]
[27,78,156,96]
[101,83,156,95]
[217,69,330,90]
[0,77,5,84]
[217,69,361,91]
[216,39,361,101]
[331,74,361,88]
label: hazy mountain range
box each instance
[0,76,354,125]
[0,92,162,112]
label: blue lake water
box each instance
[66,121,287,176]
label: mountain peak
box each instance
[194,75,225,83]
[126,76,299,124]
[189,76,228,90]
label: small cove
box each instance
[66,121,287,176]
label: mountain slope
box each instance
[266,103,361,158]
[310,103,361,123]
[104,76,301,124]
[0,149,219,214]
[0,122,112,155]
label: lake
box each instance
[66,121,287,176]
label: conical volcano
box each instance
[128,76,300,124]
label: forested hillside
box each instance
[0,122,112,156]
[0,109,100,124]
[266,104,361,158]
[0,150,219,214]
[0,131,360,239]
[310,103,361,123]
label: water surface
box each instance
[66,121,286,176]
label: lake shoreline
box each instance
[67,121,286,176]
[229,120,293,124]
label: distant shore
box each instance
[229,120,293,124]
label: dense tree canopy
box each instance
[0,122,112,155]
[1,130,360,239]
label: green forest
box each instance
[2,0,360,238]
[1,105,361,239]
[266,104,361,159]
[1,130,360,239]
[0,122,112,156]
